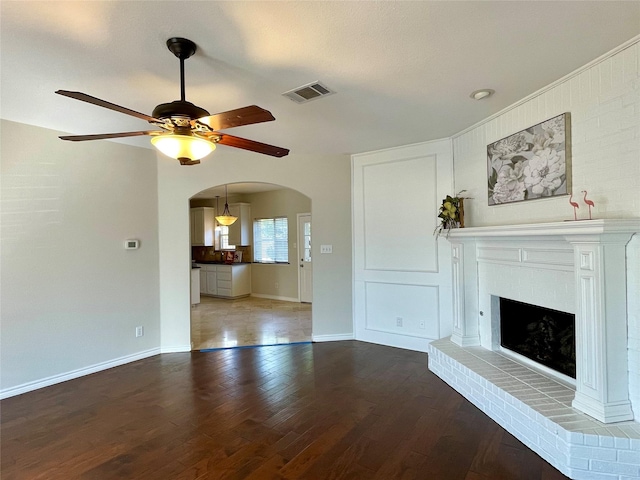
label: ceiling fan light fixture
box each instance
[150,134,216,162]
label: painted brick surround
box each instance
[428,219,640,479]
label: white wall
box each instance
[451,39,640,414]
[352,138,454,352]
[157,149,352,350]
[1,120,160,396]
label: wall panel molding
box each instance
[352,138,454,351]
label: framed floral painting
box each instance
[487,113,571,205]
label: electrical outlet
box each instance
[275,282,279,289]
[135,326,144,337]
[396,317,403,327]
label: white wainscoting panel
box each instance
[364,282,439,339]
[352,138,454,352]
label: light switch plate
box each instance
[320,244,333,254]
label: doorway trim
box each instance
[297,212,312,303]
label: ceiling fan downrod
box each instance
[151,37,209,121]
[166,37,196,102]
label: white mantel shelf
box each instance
[446,218,640,238]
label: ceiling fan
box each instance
[56,37,289,165]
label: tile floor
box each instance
[190,296,312,350]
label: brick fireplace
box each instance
[428,219,640,479]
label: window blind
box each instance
[253,217,288,263]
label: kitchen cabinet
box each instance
[199,267,207,294]
[190,268,200,306]
[228,203,251,246]
[205,270,218,295]
[190,207,215,246]
[196,264,218,295]
[215,264,251,298]
[195,263,251,299]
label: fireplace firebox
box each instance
[500,297,575,379]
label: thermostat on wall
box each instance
[124,239,140,250]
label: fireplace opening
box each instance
[499,298,576,379]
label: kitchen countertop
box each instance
[193,261,252,265]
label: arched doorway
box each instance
[189,182,312,350]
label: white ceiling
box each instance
[1,1,639,158]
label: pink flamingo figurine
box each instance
[569,193,580,221]
[582,190,594,220]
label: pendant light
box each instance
[215,185,238,226]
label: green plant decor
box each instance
[435,191,468,237]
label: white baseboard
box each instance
[355,331,432,353]
[0,347,161,400]
[312,333,354,342]
[250,293,300,303]
[160,344,192,353]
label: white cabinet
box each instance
[190,207,215,246]
[228,203,251,246]
[190,268,200,306]
[196,264,218,295]
[215,264,251,298]
[195,263,251,298]
[205,270,218,295]
[199,267,207,294]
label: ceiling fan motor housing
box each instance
[151,100,210,121]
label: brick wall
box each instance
[453,40,639,225]
[451,38,640,418]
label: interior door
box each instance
[298,214,312,303]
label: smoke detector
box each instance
[282,81,335,104]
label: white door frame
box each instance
[297,213,312,303]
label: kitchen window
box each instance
[216,226,235,251]
[253,217,288,263]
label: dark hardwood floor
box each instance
[1,341,569,479]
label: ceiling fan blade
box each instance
[59,131,160,141]
[215,133,289,158]
[197,106,275,130]
[56,90,159,123]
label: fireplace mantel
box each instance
[442,218,639,424]
[446,218,640,238]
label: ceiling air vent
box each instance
[282,81,335,104]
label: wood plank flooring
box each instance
[1,341,569,479]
